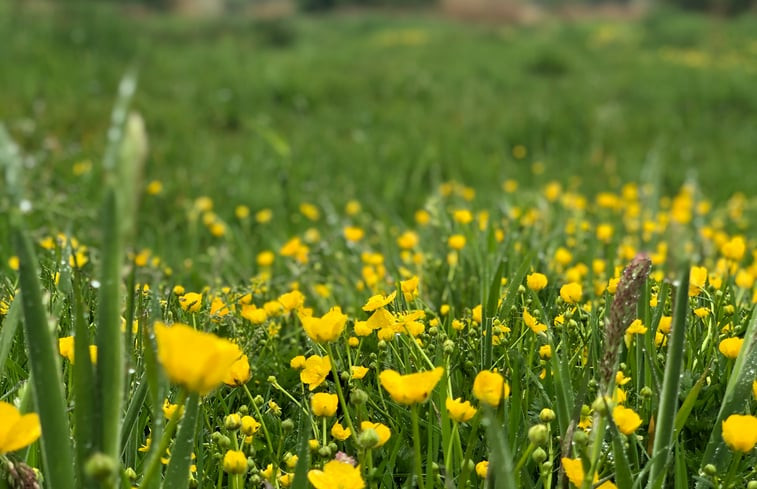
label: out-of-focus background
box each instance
[1,0,755,234]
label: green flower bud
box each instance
[539,408,556,423]
[532,447,547,464]
[528,424,549,446]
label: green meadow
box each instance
[1,4,757,489]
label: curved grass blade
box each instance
[0,292,21,380]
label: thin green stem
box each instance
[411,405,425,489]
[140,389,188,487]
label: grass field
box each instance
[1,4,757,489]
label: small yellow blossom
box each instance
[446,397,477,423]
[526,272,548,291]
[223,450,247,474]
[179,292,203,313]
[311,393,339,417]
[223,354,251,387]
[300,306,348,343]
[719,337,743,359]
[448,234,466,250]
[331,422,352,441]
[722,414,757,453]
[301,355,332,391]
[472,370,505,407]
[362,291,396,312]
[351,366,369,380]
[475,460,488,478]
[560,283,582,304]
[612,405,642,435]
[379,367,444,405]
[344,226,365,243]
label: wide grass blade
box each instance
[13,226,76,489]
[647,264,689,489]
[482,407,516,489]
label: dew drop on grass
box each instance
[19,199,32,213]
[91,280,101,289]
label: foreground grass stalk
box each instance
[163,392,200,489]
[326,343,357,440]
[140,390,188,487]
[13,227,76,489]
[647,264,689,489]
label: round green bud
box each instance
[703,464,717,477]
[532,447,547,464]
[281,418,295,433]
[528,424,549,446]
[539,408,556,423]
[84,453,116,482]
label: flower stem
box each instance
[140,388,188,487]
[327,343,357,441]
[411,405,425,489]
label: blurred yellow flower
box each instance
[362,291,396,312]
[223,354,251,387]
[154,322,241,395]
[343,226,365,243]
[351,366,369,380]
[562,457,597,486]
[472,370,505,407]
[308,459,364,489]
[527,272,548,291]
[58,336,97,364]
[0,401,41,454]
[689,266,707,297]
[722,414,757,453]
[560,283,582,304]
[448,234,466,250]
[379,367,444,405]
[179,292,203,313]
[446,397,477,423]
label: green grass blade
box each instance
[162,392,200,489]
[647,264,689,489]
[291,412,312,489]
[674,367,708,437]
[482,407,516,489]
[483,259,505,368]
[0,292,21,380]
[13,227,76,489]
[72,272,97,489]
[120,374,148,455]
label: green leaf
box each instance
[163,392,200,489]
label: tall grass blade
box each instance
[13,227,76,489]
[0,292,21,380]
[162,393,200,489]
[647,264,689,489]
[482,407,516,489]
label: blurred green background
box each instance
[1,0,756,251]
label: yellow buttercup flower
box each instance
[351,366,369,380]
[448,234,466,250]
[719,337,743,359]
[0,402,41,454]
[560,283,582,304]
[179,292,203,313]
[526,272,548,292]
[308,459,364,489]
[311,393,338,417]
[154,322,242,395]
[300,306,348,343]
[722,414,757,453]
[379,367,444,405]
[446,397,477,423]
[475,460,488,478]
[472,370,505,407]
[612,405,642,435]
[223,354,251,387]
[241,416,261,436]
[523,309,547,334]
[343,226,365,243]
[300,355,332,391]
[223,450,247,474]
[689,266,707,297]
[362,291,397,312]
[331,422,352,441]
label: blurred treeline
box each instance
[117,0,756,16]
